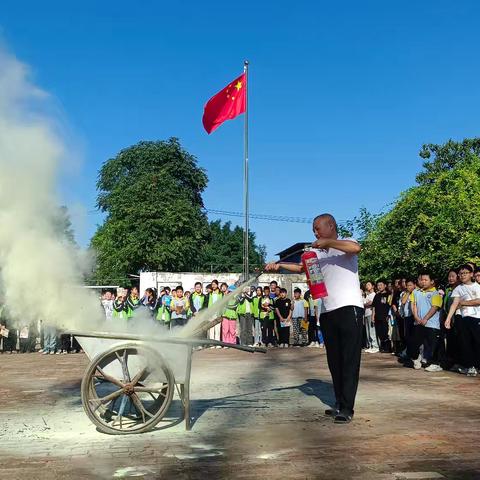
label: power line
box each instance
[87,207,348,225]
[205,209,348,225]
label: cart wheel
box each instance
[81,342,174,434]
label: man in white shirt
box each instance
[445,264,480,376]
[266,213,364,423]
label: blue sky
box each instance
[2,0,480,260]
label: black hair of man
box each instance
[406,278,416,285]
[264,286,270,292]
[313,213,338,232]
[194,281,202,287]
[474,267,480,274]
[293,287,301,294]
[165,286,171,292]
[376,279,387,286]
[280,287,288,294]
[206,283,212,290]
[458,264,474,273]
[176,285,184,292]
[270,280,278,287]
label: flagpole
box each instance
[243,60,249,282]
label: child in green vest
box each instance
[252,286,263,346]
[206,280,223,342]
[222,285,239,344]
[113,289,128,321]
[237,286,254,345]
[126,287,141,318]
[170,286,190,329]
[156,298,171,327]
[191,282,206,316]
[260,286,275,347]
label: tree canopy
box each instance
[90,138,265,283]
[356,138,480,282]
[91,138,210,283]
[198,220,266,273]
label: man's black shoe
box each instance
[324,408,339,417]
[334,412,353,424]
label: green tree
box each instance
[198,220,266,272]
[358,138,480,282]
[90,138,210,284]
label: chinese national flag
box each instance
[202,73,246,134]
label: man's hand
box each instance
[445,318,452,330]
[311,238,332,249]
[265,262,280,272]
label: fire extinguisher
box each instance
[301,248,328,300]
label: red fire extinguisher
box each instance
[301,248,328,299]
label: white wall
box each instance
[140,272,306,296]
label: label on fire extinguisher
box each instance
[304,256,325,285]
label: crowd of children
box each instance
[102,279,324,348]
[3,264,479,372]
[363,264,480,377]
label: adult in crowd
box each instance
[266,213,364,424]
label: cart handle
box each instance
[67,330,267,354]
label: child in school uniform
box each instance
[291,288,309,346]
[275,288,292,348]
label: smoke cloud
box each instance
[0,47,259,343]
[0,48,102,329]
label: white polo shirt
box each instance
[313,239,364,313]
[451,282,480,319]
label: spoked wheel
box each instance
[81,342,174,434]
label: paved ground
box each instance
[1,347,479,480]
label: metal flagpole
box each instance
[243,60,249,282]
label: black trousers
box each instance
[396,316,406,345]
[61,333,71,351]
[2,326,17,352]
[279,326,290,344]
[262,319,275,345]
[404,316,415,345]
[308,315,317,344]
[445,314,462,366]
[238,313,253,346]
[320,305,364,416]
[407,325,444,365]
[458,316,480,368]
[374,319,391,352]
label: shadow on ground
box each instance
[188,378,334,428]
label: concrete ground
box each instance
[1,348,479,480]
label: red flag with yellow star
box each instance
[202,73,246,134]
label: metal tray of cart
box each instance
[70,330,265,435]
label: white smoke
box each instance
[0,48,102,329]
